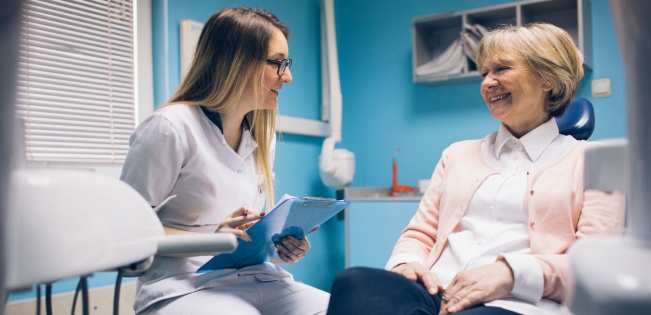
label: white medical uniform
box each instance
[120,104,329,315]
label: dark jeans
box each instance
[326,267,520,315]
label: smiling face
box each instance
[239,28,292,114]
[260,28,293,110]
[480,53,551,138]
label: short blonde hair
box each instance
[476,23,584,117]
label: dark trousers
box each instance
[326,267,520,315]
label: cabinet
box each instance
[347,201,418,269]
[412,0,591,87]
[342,187,421,268]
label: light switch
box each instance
[592,78,611,98]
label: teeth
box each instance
[490,94,508,101]
[271,89,277,92]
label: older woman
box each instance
[326,23,625,315]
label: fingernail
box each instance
[260,212,266,217]
[428,288,438,295]
[448,306,457,312]
[275,244,280,248]
[282,239,288,244]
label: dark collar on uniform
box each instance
[200,106,250,134]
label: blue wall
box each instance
[9,0,627,303]
[151,0,626,293]
[338,0,626,188]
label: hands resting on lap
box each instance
[391,260,514,315]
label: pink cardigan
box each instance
[390,140,625,302]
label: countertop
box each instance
[341,187,423,202]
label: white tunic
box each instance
[120,104,289,313]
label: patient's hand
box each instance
[391,262,443,295]
[439,260,514,315]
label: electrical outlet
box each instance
[592,78,611,98]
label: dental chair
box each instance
[4,121,237,315]
[5,117,238,315]
[566,1,651,314]
[556,98,595,141]
[555,96,647,314]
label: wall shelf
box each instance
[412,0,591,88]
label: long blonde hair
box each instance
[164,7,289,208]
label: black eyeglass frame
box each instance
[266,59,293,76]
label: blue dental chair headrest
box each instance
[556,98,595,141]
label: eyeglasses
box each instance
[266,58,292,76]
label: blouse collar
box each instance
[494,117,559,162]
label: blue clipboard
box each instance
[197,197,350,273]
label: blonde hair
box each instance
[164,7,289,208]
[476,23,584,117]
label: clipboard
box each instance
[197,197,350,273]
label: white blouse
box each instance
[120,104,286,313]
[387,118,577,315]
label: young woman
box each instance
[120,7,329,315]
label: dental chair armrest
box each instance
[156,233,238,257]
[119,233,238,277]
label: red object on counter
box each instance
[390,149,414,196]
